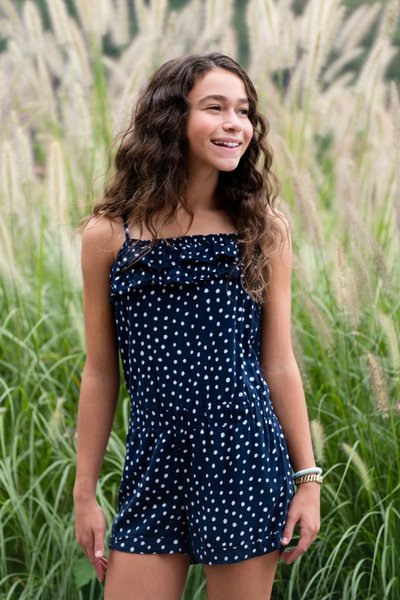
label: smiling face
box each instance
[185,67,254,178]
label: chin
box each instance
[211,156,243,170]
[217,161,241,172]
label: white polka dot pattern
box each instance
[107,226,294,565]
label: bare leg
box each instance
[104,549,191,600]
[204,550,279,600]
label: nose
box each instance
[222,111,242,131]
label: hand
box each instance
[74,496,108,582]
[279,482,320,565]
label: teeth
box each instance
[212,141,240,148]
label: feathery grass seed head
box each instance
[341,442,372,493]
[366,352,389,416]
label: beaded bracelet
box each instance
[293,467,322,479]
[295,473,323,485]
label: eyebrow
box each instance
[197,94,249,105]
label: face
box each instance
[185,67,254,177]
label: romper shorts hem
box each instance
[108,532,284,566]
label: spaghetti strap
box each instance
[122,215,131,243]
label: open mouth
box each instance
[211,140,242,149]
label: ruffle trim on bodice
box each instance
[109,233,242,301]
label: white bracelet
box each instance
[293,467,322,479]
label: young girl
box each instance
[73,52,321,600]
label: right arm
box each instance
[73,215,121,582]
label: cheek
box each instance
[246,123,254,141]
[187,114,215,141]
[187,130,206,156]
[242,123,254,151]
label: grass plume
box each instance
[0,1,399,598]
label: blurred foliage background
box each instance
[8,0,400,82]
[0,0,399,599]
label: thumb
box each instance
[94,531,104,559]
[281,514,296,546]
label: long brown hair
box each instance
[79,52,287,304]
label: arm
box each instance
[259,210,320,565]
[73,215,121,582]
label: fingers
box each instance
[280,512,297,548]
[280,523,320,565]
[278,488,320,565]
[77,531,108,581]
[94,532,104,561]
[89,527,108,582]
[280,531,312,564]
[75,504,108,583]
[93,557,108,583]
[93,529,108,582]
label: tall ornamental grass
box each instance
[0,0,399,598]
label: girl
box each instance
[73,52,321,600]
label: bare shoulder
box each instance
[81,213,125,268]
[80,214,122,377]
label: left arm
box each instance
[259,210,320,565]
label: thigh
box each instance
[103,549,191,600]
[204,550,279,600]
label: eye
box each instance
[206,105,221,111]
[238,108,249,115]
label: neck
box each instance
[186,166,219,212]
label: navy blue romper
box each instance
[107,218,294,565]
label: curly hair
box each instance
[78,52,288,304]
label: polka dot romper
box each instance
[107,217,294,565]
